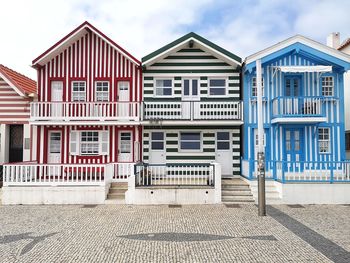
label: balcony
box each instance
[30,102,140,124]
[271,96,326,123]
[143,100,243,123]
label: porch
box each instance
[30,102,140,123]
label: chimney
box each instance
[327,32,340,49]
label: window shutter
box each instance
[100,131,109,155]
[70,131,79,155]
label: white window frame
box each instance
[80,131,99,155]
[216,131,231,151]
[72,81,86,101]
[179,131,202,152]
[182,78,200,100]
[154,78,173,97]
[318,128,331,154]
[95,81,109,102]
[252,76,264,97]
[321,76,334,97]
[208,78,227,97]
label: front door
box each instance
[215,131,232,177]
[9,125,23,162]
[51,81,63,117]
[118,131,132,162]
[182,79,199,119]
[285,77,301,114]
[149,132,166,164]
[118,81,130,117]
[285,129,304,171]
[48,131,62,163]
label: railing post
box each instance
[330,162,334,184]
[282,162,286,183]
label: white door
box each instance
[118,81,130,117]
[51,81,63,117]
[48,131,62,163]
[149,132,166,164]
[118,132,132,162]
[182,79,199,119]
[215,132,232,177]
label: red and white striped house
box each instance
[0,65,36,164]
[30,21,142,167]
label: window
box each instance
[151,132,164,150]
[80,131,99,155]
[217,132,230,150]
[155,79,172,96]
[183,79,198,97]
[346,132,350,151]
[252,77,264,97]
[72,81,86,101]
[322,76,334,96]
[180,132,201,150]
[318,128,330,153]
[209,79,226,96]
[95,81,109,101]
[120,132,131,153]
[49,132,61,153]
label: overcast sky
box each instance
[1,0,350,79]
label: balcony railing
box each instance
[272,96,324,118]
[30,102,140,122]
[143,101,243,121]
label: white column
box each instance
[257,59,264,153]
[0,124,8,163]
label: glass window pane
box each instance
[217,141,230,150]
[181,133,200,141]
[217,132,229,140]
[210,79,225,87]
[181,142,200,150]
[151,142,164,150]
[192,79,198,95]
[152,132,164,140]
[164,88,172,95]
[209,88,225,95]
[184,80,189,96]
[163,79,172,87]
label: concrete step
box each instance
[221,180,249,186]
[110,183,128,188]
[222,185,251,190]
[222,197,255,203]
[107,193,125,200]
[109,188,127,194]
[222,190,252,196]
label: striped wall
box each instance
[36,125,139,164]
[37,31,141,102]
[143,126,241,176]
[0,77,31,123]
[243,52,345,162]
[143,48,240,100]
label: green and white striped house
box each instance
[141,33,243,177]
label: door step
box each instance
[106,182,128,204]
[221,178,254,204]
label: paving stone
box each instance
[0,204,348,262]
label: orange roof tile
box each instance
[338,38,350,51]
[0,64,36,95]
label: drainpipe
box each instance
[256,59,266,216]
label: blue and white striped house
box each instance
[242,35,350,185]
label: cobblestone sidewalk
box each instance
[0,204,349,262]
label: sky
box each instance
[1,0,350,79]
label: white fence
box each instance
[2,162,136,186]
[134,163,215,186]
[30,102,140,121]
[272,97,323,117]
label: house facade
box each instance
[0,65,36,164]
[141,33,243,178]
[242,35,350,204]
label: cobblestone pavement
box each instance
[0,204,349,262]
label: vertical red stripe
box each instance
[72,43,75,78]
[101,41,105,77]
[85,34,88,79]
[68,47,71,101]
[63,50,67,101]
[118,53,121,77]
[43,127,48,163]
[139,126,142,161]
[97,37,100,78]
[36,126,41,162]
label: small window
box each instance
[80,131,99,155]
[183,79,198,97]
[252,77,264,97]
[217,132,230,150]
[72,81,86,101]
[155,79,172,96]
[49,132,61,154]
[318,128,330,153]
[180,132,201,150]
[95,81,109,101]
[209,79,226,96]
[151,132,164,150]
[322,76,334,96]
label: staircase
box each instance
[105,182,128,204]
[221,178,254,204]
[249,180,282,204]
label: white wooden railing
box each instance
[272,97,323,117]
[2,162,136,186]
[134,163,215,186]
[30,102,140,121]
[143,101,242,121]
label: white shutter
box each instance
[70,131,79,155]
[100,131,109,155]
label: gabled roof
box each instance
[32,21,140,67]
[245,35,350,69]
[142,32,242,67]
[0,64,36,96]
[338,38,350,51]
